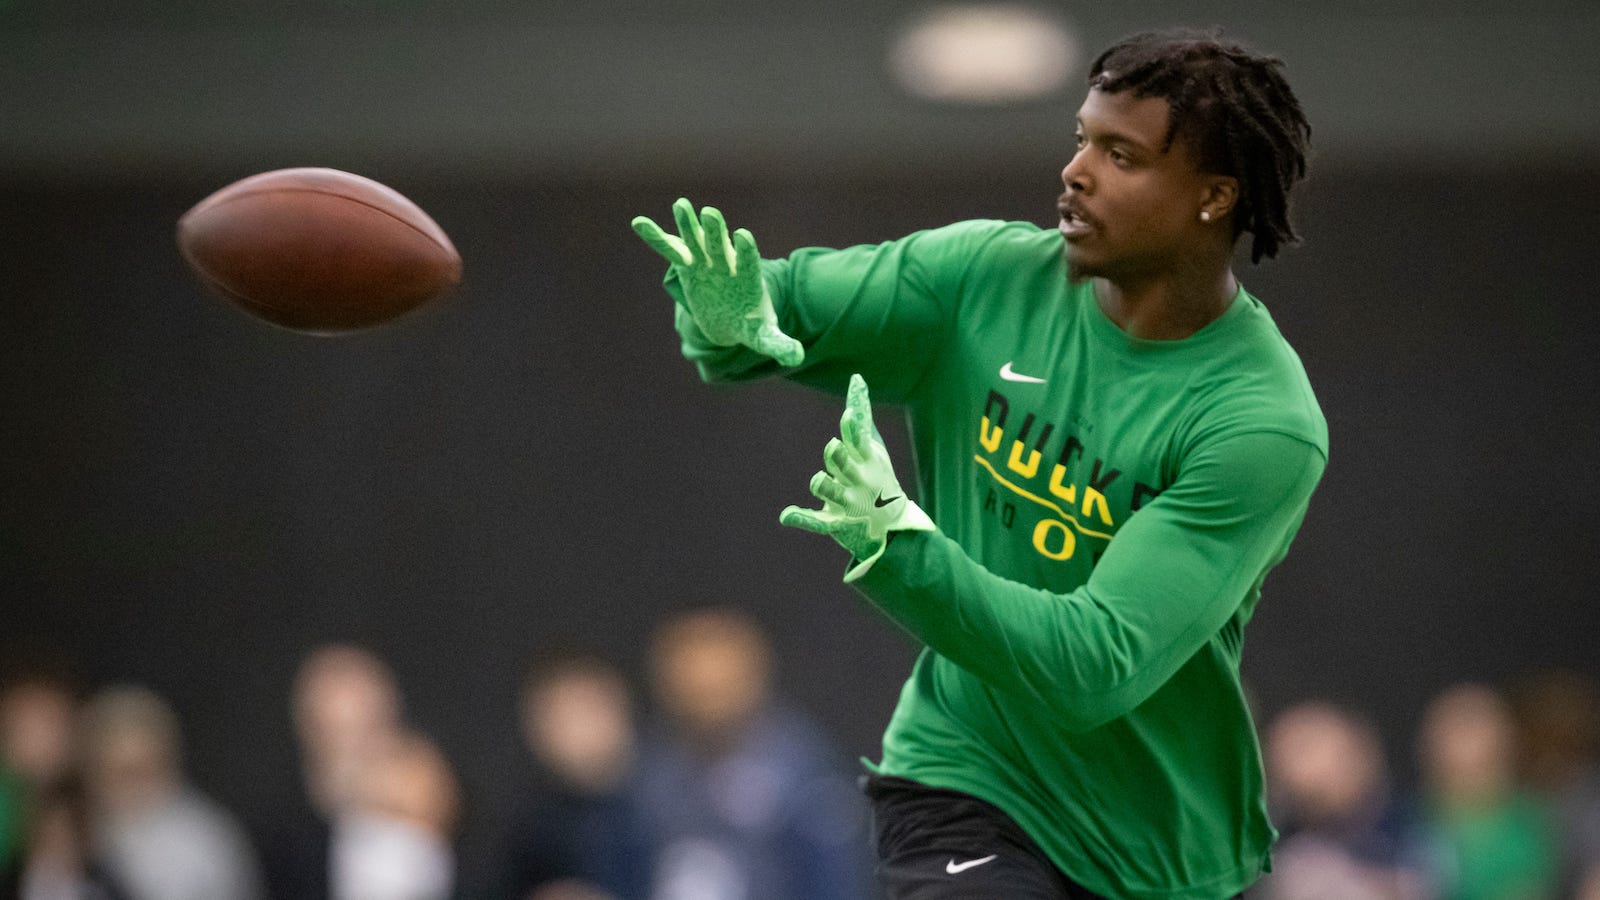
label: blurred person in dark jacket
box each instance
[635,608,872,900]
[489,653,650,900]
[1252,701,1428,900]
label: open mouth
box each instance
[1058,206,1094,238]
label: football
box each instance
[176,168,461,334]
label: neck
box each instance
[1093,265,1238,341]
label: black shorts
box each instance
[863,774,1243,900]
[863,774,1102,899]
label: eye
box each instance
[1108,148,1131,167]
[1073,132,1086,150]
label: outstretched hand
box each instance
[631,198,804,367]
[780,374,935,581]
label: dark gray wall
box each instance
[4,163,1598,872]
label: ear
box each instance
[1199,176,1239,223]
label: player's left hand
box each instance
[780,374,935,582]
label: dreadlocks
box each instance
[1089,29,1311,263]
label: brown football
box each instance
[176,168,461,334]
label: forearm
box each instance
[852,530,1182,730]
[848,433,1326,730]
[666,225,997,400]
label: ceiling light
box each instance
[890,4,1079,105]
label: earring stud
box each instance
[1200,211,1212,222]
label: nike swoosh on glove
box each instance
[780,373,934,582]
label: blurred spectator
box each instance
[1417,683,1558,900]
[79,684,265,900]
[0,672,77,785]
[264,643,407,900]
[293,645,406,820]
[266,642,461,900]
[1,666,80,871]
[1253,701,1428,900]
[1508,669,1600,899]
[0,664,123,899]
[0,668,79,873]
[331,729,461,900]
[489,653,650,900]
[635,607,872,900]
[0,776,127,900]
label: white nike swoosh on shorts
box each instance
[999,362,1046,384]
[945,855,999,875]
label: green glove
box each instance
[780,374,935,582]
[631,198,804,367]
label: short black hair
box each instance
[1089,28,1311,263]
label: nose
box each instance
[1061,151,1089,193]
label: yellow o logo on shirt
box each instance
[1032,518,1076,561]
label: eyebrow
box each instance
[1075,117,1158,154]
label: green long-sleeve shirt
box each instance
[665,218,1328,899]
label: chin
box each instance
[1063,246,1104,283]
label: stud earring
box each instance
[1200,211,1212,222]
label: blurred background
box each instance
[3,1,1599,898]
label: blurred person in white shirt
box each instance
[330,729,461,900]
[271,643,460,900]
[79,684,264,900]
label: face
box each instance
[0,683,76,783]
[652,617,770,736]
[524,671,633,789]
[1059,88,1226,281]
[1421,685,1517,799]
[1266,704,1382,820]
[293,647,401,759]
[86,727,175,815]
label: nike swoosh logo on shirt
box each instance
[945,855,998,875]
[999,362,1046,384]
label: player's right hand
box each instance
[780,374,935,582]
[631,198,804,367]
